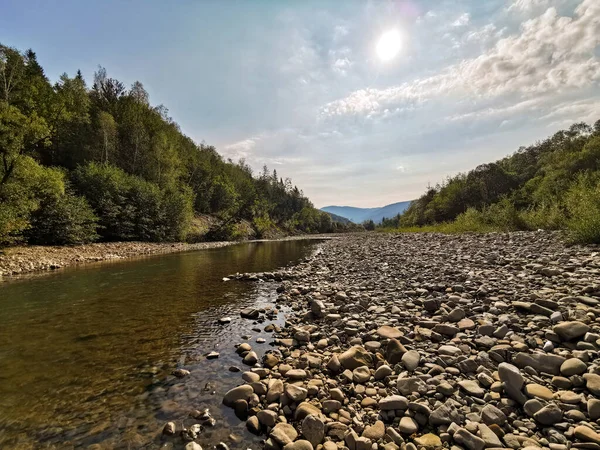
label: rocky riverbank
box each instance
[212,231,600,450]
[0,236,334,278]
[0,240,237,277]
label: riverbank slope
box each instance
[0,235,332,278]
[217,231,600,450]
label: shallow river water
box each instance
[0,240,320,449]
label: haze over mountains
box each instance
[321,201,412,224]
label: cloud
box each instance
[538,98,600,127]
[464,23,504,44]
[211,1,600,208]
[507,0,550,13]
[320,0,600,119]
[447,98,546,122]
[332,56,352,76]
[452,13,471,27]
[223,137,259,159]
[333,24,349,42]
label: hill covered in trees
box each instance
[0,44,350,246]
[382,121,600,243]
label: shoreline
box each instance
[214,231,600,450]
[0,235,334,279]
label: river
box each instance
[0,239,321,449]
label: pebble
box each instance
[398,417,418,434]
[215,233,600,450]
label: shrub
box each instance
[519,204,566,231]
[363,220,376,231]
[253,215,274,239]
[72,162,193,242]
[27,191,98,245]
[442,199,523,233]
[293,207,333,233]
[205,222,246,241]
[565,175,600,244]
[0,156,64,245]
[161,186,194,241]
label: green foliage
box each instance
[293,207,333,234]
[565,174,600,244]
[389,120,600,244]
[0,156,63,245]
[363,219,376,231]
[72,163,192,242]
[210,175,239,214]
[0,43,352,247]
[252,215,275,239]
[0,101,51,185]
[519,204,566,231]
[27,191,98,245]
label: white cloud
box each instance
[507,0,550,13]
[224,137,259,159]
[452,13,471,27]
[465,23,504,43]
[447,98,545,122]
[332,58,351,76]
[321,0,600,118]
[538,98,600,123]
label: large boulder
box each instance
[240,307,260,319]
[223,385,254,407]
[338,346,373,369]
[294,402,323,421]
[513,353,566,375]
[302,415,325,447]
[385,338,407,364]
[396,377,427,396]
[553,321,590,341]
[376,325,403,339]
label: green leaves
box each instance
[72,162,193,242]
[395,119,600,243]
[0,43,336,247]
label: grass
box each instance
[379,185,600,245]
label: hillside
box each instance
[324,211,353,225]
[321,200,411,224]
[387,120,600,244]
[0,44,352,246]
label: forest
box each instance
[0,44,352,246]
[380,121,600,243]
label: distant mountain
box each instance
[321,201,412,224]
[324,211,353,225]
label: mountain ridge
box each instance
[321,200,412,224]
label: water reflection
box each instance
[0,240,319,449]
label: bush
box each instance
[565,175,600,244]
[161,186,194,241]
[293,207,333,233]
[0,156,64,245]
[252,215,274,239]
[442,199,523,233]
[363,220,376,231]
[205,222,248,241]
[209,176,239,215]
[72,162,193,242]
[519,204,566,231]
[27,191,98,245]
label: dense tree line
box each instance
[0,44,343,246]
[382,121,600,243]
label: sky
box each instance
[2,0,600,208]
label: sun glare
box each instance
[376,29,402,62]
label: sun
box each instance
[376,29,402,62]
